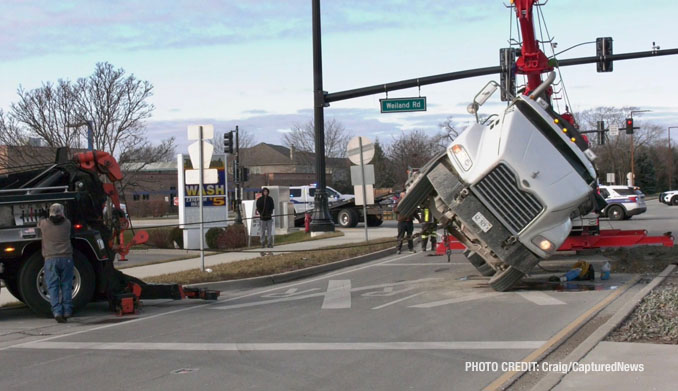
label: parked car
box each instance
[659,190,678,206]
[599,185,647,220]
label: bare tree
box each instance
[438,115,461,144]
[70,62,155,157]
[4,62,172,182]
[387,130,444,188]
[282,118,352,159]
[117,138,176,192]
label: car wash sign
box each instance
[183,156,227,207]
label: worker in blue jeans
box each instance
[38,203,74,323]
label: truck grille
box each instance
[473,164,543,234]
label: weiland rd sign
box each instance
[380,97,427,113]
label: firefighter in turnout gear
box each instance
[420,205,438,252]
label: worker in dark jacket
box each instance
[394,192,421,254]
[38,203,74,323]
[256,187,275,248]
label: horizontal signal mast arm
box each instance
[323,48,678,104]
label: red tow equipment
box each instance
[436,229,674,256]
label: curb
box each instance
[187,246,397,291]
[484,274,641,391]
[530,263,677,391]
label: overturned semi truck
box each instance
[396,74,604,291]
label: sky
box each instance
[1,0,677,153]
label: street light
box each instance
[628,110,651,186]
[669,126,678,189]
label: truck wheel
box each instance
[489,266,524,292]
[463,250,495,277]
[337,209,359,228]
[607,205,625,221]
[18,250,95,317]
[366,215,383,227]
[672,196,678,206]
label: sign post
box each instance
[187,124,217,272]
[348,136,375,241]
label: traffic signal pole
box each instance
[310,0,335,234]
[235,125,243,225]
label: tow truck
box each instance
[0,148,219,316]
[395,0,675,291]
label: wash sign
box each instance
[380,97,427,113]
[183,157,227,207]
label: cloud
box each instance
[0,0,496,60]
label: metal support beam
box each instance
[325,48,678,104]
[310,0,334,233]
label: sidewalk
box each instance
[552,341,676,391]
[0,226,396,306]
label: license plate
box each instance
[472,212,493,233]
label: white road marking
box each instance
[1,252,418,352]
[321,280,352,309]
[15,340,546,351]
[409,292,501,308]
[372,292,424,310]
[376,263,467,266]
[261,288,319,298]
[516,291,566,305]
[210,278,441,310]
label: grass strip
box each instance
[144,237,396,285]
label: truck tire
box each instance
[489,266,524,292]
[463,250,495,277]
[366,215,384,227]
[607,205,625,221]
[337,208,359,228]
[18,250,95,317]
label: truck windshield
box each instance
[515,100,595,185]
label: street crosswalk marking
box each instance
[409,292,501,308]
[515,291,566,305]
[321,280,352,309]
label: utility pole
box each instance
[669,126,677,190]
[234,125,243,224]
[629,110,651,186]
[310,0,335,234]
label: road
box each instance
[0,250,633,391]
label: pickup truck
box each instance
[290,185,383,228]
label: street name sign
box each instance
[380,97,427,113]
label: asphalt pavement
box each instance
[0,250,635,391]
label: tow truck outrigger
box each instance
[0,148,219,316]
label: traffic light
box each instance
[596,37,613,73]
[597,120,605,145]
[625,118,634,134]
[240,167,249,182]
[223,131,234,153]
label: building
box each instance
[118,143,351,217]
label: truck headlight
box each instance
[531,235,555,253]
[450,144,473,171]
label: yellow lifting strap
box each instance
[573,261,591,277]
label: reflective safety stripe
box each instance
[424,208,430,222]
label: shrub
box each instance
[205,227,225,249]
[170,227,183,249]
[216,224,248,249]
[147,228,175,249]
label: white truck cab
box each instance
[397,74,600,291]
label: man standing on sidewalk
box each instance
[256,187,275,248]
[38,203,74,323]
[394,192,420,254]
